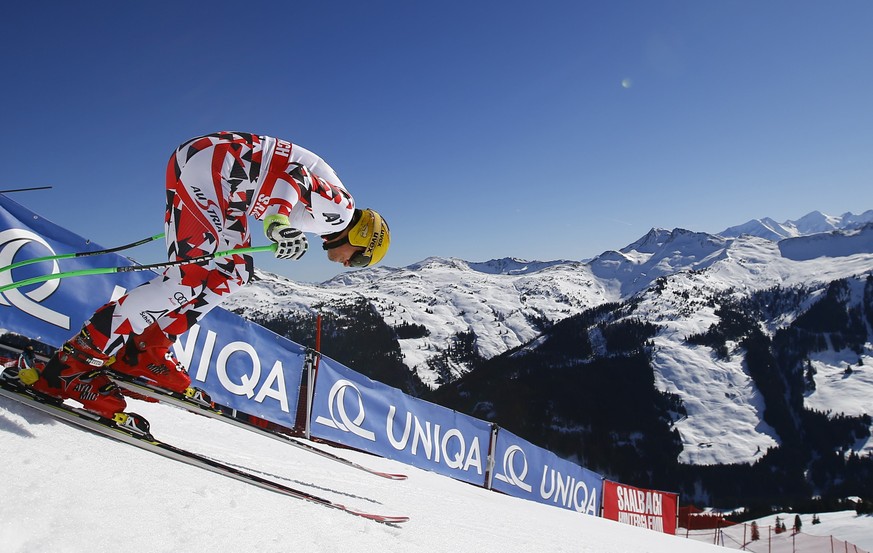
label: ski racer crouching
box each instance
[18,131,390,424]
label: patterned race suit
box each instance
[85,131,356,357]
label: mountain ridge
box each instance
[229,210,873,384]
[719,209,873,241]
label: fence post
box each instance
[484,424,498,490]
[304,314,323,440]
[303,350,314,440]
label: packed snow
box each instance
[0,389,732,553]
[682,511,873,553]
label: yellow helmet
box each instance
[343,208,391,267]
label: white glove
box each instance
[264,215,308,260]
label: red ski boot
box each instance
[111,325,213,408]
[27,349,127,419]
[112,325,192,393]
[62,327,117,367]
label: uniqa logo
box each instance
[385,406,484,473]
[494,445,533,493]
[175,325,292,413]
[314,379,376,441]
[540,465,599,515]
[0,229,70,329]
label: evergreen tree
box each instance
[804,360,817,392]
[774,516,784,534]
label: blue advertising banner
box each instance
[174,311,305,426]
[0,195,152,346]
[311,356,492,486]
[0,195,303,428]
[492,427,603,516]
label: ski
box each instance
[0,372,409,525]
[107,373,408,481]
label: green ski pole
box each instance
[0,244,277,294]
[0,233,166,274]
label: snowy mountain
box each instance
[227,256,611,386]
[779,223,873,261]
[719,210,873,241]
[224,210,873,388]
[221,210,873,507]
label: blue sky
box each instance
[2,1,871,282]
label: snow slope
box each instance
[637,236,873,465]
[0,391,732,553]
[683,511,873,553]
[4,391,871,552]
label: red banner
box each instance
[601,480,679,534]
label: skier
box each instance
[18,131,390,419]
[17,345,36,372]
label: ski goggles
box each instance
[322,235,370,267]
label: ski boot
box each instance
[19,326,117,385]
[60,327,116,367]
[24,347,127,419]
[111,325,213,408]
[14,357,42,386]
[1,365,26,388]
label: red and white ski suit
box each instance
[86,131,356,356]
